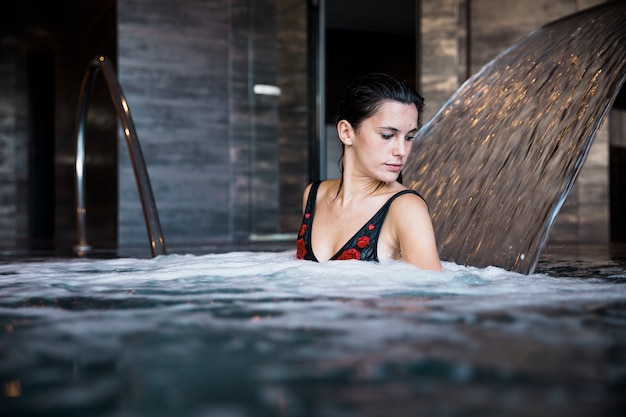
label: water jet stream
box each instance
[404,1,626,274]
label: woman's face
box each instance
[345,100,419,183]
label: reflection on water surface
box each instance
[0,248,625,417]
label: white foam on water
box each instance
[1,250,622,312]
[1,251,625,417]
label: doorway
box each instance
[0,0,117,252]
[316,0,419,179]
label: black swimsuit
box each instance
[296,180,424,262]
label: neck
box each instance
[335,174,387,202]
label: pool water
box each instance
[1,249,625,417]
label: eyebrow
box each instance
[378,126,418,134]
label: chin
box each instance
[380,175,400,184]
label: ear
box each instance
[337,119,354,146]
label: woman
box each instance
[296,73,442,271]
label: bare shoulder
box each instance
[385,189,442,271]
[389,189,430,216]
[301,179,341,210]
[317,178,341,196]
[384,190,434,238]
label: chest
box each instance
[310,199,390,261]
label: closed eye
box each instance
[379,128,400,140]
[379,127,417,140]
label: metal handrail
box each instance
[74,55,166,257]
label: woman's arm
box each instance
[390,193,443,271]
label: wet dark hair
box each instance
[334,72,424,130]
[334,73,424,187]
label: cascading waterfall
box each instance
[404,1,626,274]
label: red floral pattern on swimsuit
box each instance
[356,235,370,249]
[296,181,423,263]
[296,238,306,259]
[336,248,361,260]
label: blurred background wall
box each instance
[0,0,623,257]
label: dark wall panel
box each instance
[0,0,117,252]
[119,0,242,250]
[118,0,309,251]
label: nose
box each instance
[393,138,409,157]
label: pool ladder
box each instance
[73,56,166,257]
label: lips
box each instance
[385,163,403,172]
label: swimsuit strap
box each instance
[296,181,322,261]
[330,189,422,261]
[296,183,425,262]
[304,181,322,217]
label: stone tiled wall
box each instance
[0,46,27,243]
[420,0,461,123]
[420,0,610,243]
[117,0,308,253]
[117,0,234,250]
[277,0,309,233]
